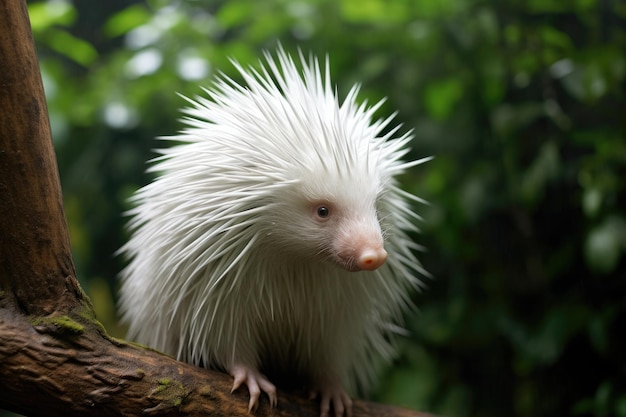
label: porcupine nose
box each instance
[357,247,388,271]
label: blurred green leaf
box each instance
[585,215,626,274]
[502,304,590,373]
[540,26,573,51]
[582,186,603,218]
[28,0,76,31]
[376,342,441,411]
[44,28,98,66]
[616,394,626,417]
[340,0,413,23]
[520,140,560,206]
[573,382,616,416]
[423,78,463,120]
[587,308,615,354]
[104,4,151,38]
[491,102,543,138]
[215,0,256,27]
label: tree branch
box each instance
[0,1,435,416]
[0,0,81,317]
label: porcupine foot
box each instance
[230,363,277,411]
[310,381,353,417]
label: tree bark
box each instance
[0,1,435,416]
[0,0,81,318]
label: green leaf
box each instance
[582,186,603,218]
[540,26,573,51]
[490,102,543,138]
[104,5,152,38]
[46,29,98,66]
[340,0,412,23]
[28,0,76,32]
[585,215,626,274]
[520,140,560,206]
[216,1,256,28]
[423,78,463,120]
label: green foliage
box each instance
[29,0,97,65]
[25,0,626,416]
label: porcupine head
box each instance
[118,47,430,417]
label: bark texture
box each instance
[2,303,435,417]
[0,0,436,416]
[0,0,81,317]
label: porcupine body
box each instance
[118,48,429,416]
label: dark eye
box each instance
[316,206,330,218]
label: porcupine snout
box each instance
[358,246,388,271]
[333,214,388,272]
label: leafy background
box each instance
[6,0,626,416]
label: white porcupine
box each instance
[118,48,430,417]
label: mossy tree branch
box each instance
[0,1,435,416]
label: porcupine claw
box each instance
[230,364,277,412]
[310,382,353,417]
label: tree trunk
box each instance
[0,0,435,416]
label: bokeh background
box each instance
[10,0,626,416]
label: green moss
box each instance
[77,300,109,336]
[76,284,95,312]
[29,302,106,337]
[30,315,84,334]
[198,385,215,399]
[153,378,172,394]
[148,377,190,410]
[28,298,107,339]
[109,337,173,357]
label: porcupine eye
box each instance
[315,205,330,219]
